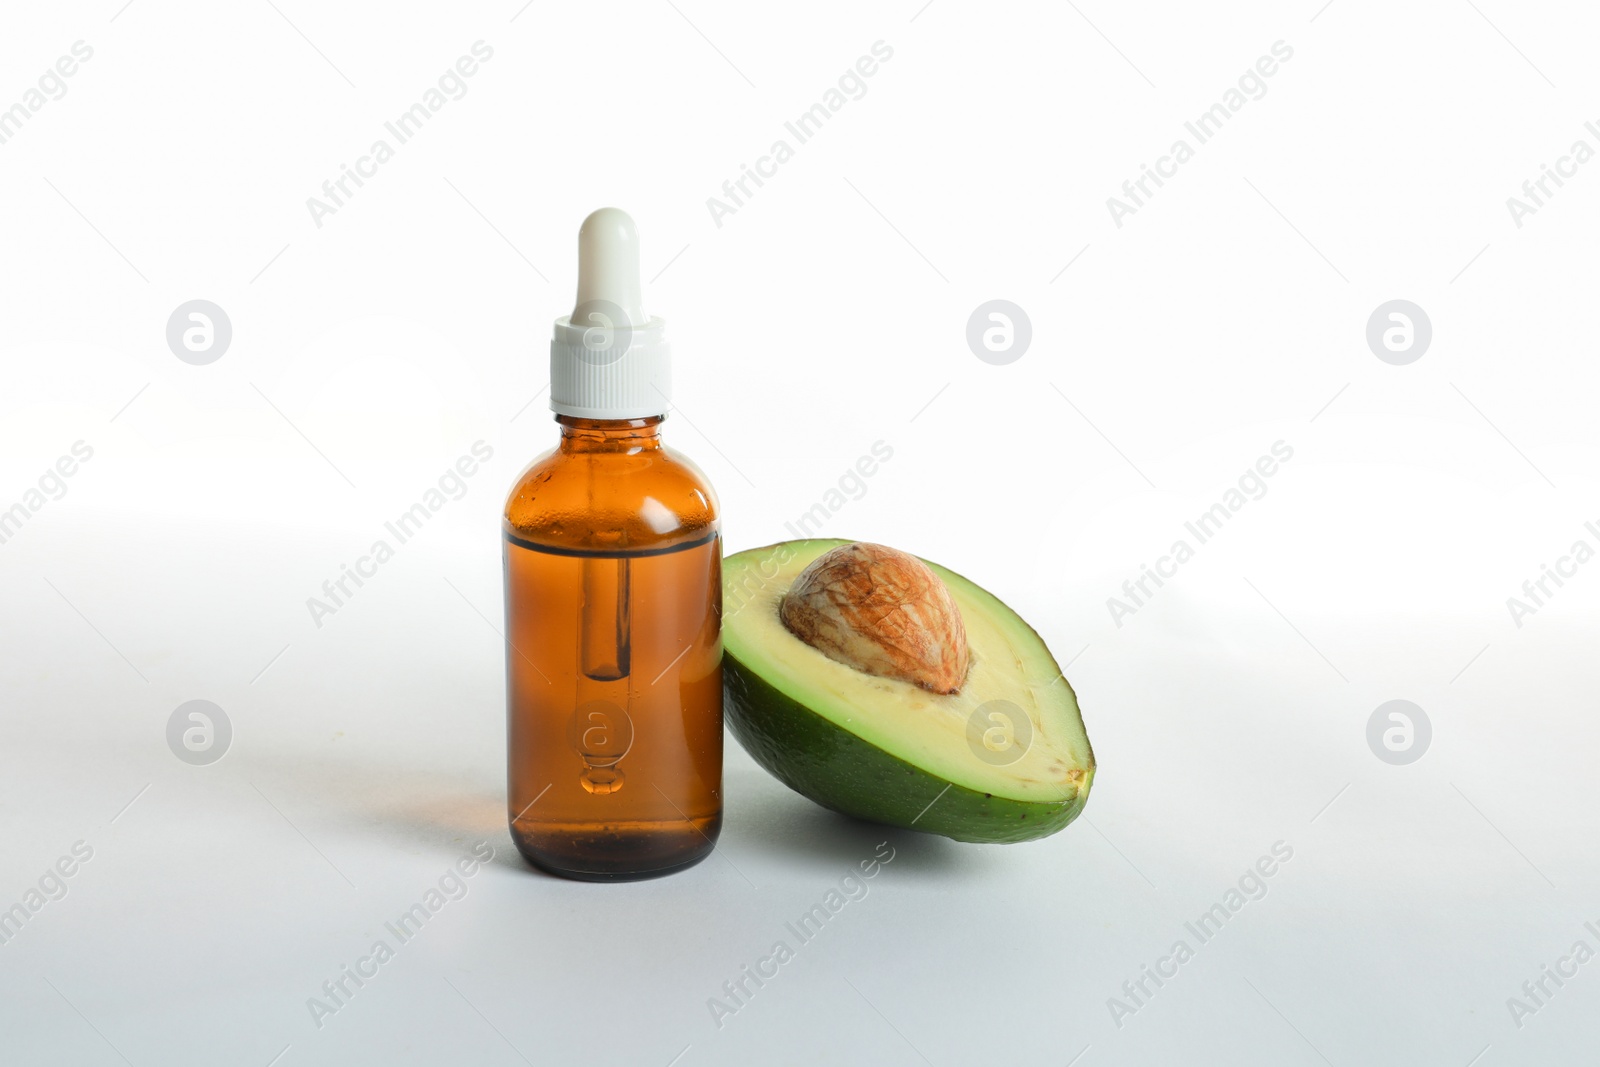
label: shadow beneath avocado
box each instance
[721,762,978,878]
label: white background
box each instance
[2,1,1597,1064]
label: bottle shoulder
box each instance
[503,443,719,552]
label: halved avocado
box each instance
[722,539,1094,843]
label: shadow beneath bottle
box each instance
[233,744,511,857]
[231,744,1008,883]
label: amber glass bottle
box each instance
[503,414,722,880]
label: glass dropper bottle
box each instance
[502,208,723,881]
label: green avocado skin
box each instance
[723,648,1092,844]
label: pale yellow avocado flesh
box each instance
[723,540,1091,804]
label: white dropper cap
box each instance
[549,208,671,420]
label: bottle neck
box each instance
[557,414,664,454]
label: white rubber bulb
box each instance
[573,207,646,327]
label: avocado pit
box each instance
[778,542,970,695]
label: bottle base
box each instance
[510,815,721,882]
